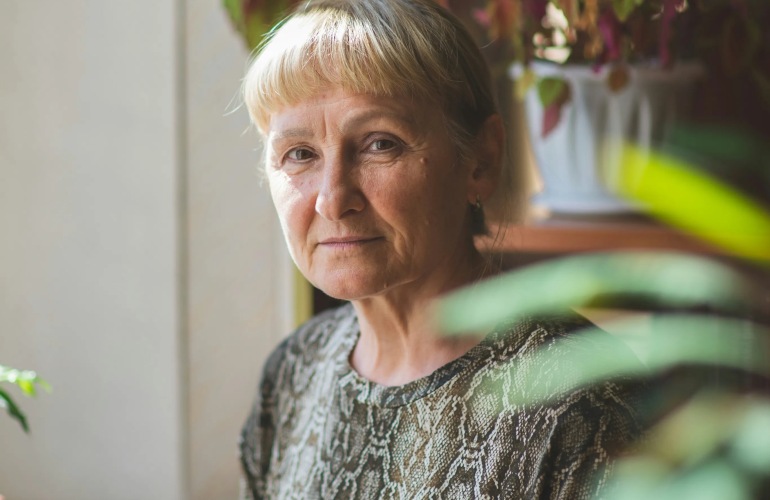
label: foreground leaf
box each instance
[0,364,51,396]
[611,0,643,22]
[474,315,770,408]
[0,388,29,433]
[618,143,770,262]
[438,252,751,335]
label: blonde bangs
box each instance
[243,5,470,134]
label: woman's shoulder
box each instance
[259,302,357,392]
[481,311,645,427]
[492,312,640,368]
[284,301,357,358]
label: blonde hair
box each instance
[242,0,498,164]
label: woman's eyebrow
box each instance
[341,109,418,132]
[271,127,314,141]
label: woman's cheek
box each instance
[267,176,307,251]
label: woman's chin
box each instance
[312,274,400,302]
[315,283,385,302]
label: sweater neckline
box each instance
[333,305,507,408]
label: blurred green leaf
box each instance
[515,68,537,100]
[600,457,669,500]
[0,388,29,433]
[730,402,770,473]
[618,144,770,262]
[0,364,50,396]
[604,395,760,500]
[612,0,643,22]
[438,252,750,335]
[537,77,568,108]
[222,0,244,27]
[222,0,299,50]
[605,459,749,500]
[665,125,768,169]
[475,315,770,408]
[18,379,35,396]
[640,395,740,466]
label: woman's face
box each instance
[264,88,480,300]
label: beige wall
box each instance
[0,1,290,498]
[184,1,293,498]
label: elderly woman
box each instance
[238,0,640,498]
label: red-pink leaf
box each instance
[542,103,562,138]
[598,9,622,62]
[539,78,571,137]
[659,0,678,67]
[472,8,491,28]
[523,0,548,21]
[491,0,517,38]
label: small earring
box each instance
[470,195,487,235]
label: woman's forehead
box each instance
[266,89,432,135]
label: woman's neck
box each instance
[349,251,497,386]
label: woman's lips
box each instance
[317,236,383,248]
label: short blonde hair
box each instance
[242,0,498,163]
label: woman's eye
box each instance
[369,139,397,152]
[286,147,314,161]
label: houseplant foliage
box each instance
[438,0,770,135]
[0,364,50,433]
[222,0,302,51]
[440,261,770,498]
[223,0,770,134]
[439,134,770,498]
[437,0,770,214]
[223,0,770,215]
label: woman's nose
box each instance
[314,156,365,220]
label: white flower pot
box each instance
[511,61,704,214]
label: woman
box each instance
[239,1,640,498]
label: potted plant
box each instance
[437,245,770,497]
[437,0,770,214]
[0,363,50,433]
[223,0,302,50]
[224,0,769,215]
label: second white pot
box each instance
[512,61,704,215]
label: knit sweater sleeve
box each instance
[543,385,639,499]
[238,338,289,500]
[506,381,641,500]
[499,315,644,499]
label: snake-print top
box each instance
[239,303,641,499]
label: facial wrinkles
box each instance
[268,91,461,275]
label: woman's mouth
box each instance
[317,236,383,249]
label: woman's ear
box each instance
[467,113,505,203]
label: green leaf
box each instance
[606,458,750,500]
[730,402,770,473]
[612,0,643,22]
[222,0,299,50]
[222,0,244,28]
[18,379,35,396]
[0,364,50,395]
[537,77,568,108]
[466,315,770,409]
[618,143,770,261]
[438,252,750,336]
[0,388,29,433]
[515,68,537,100]
[666,125,766,167]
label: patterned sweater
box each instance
[239,303,641,499]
